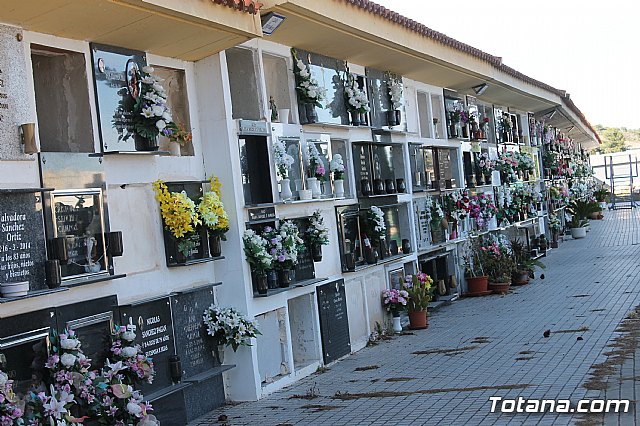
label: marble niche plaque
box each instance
[120,296,176,395]
[171,285,216,378]
[0,192,47,293]
[0,25,33,160]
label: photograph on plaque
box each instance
[91,44,146,152]
[388,267,405,290]
[50,189,108,279]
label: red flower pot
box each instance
[408,310,428,330]
[489,281,510,294]
[466,276,489,294]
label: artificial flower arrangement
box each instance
[402,273,434,312]
[515,151,535,176]
[496,151,519,183]
[198,176,229,241]
[426,196,445,231]
[263,221,305,271]
[571,159,593,178]
[153,180,202,257]
[273,139,295,180]
[203,305,261,352]
[306,143,325,181]
[92,326,157,426]
[242,229,273,278]
[128,65,183,143]
[291,48,326,108]
[108,326,155,385]
[482,116,491,132]
[469,193,498,229]
[306,210,329,248]
[479,235,516,283]
[475,152,495,176]
[343,69,371,116]
[0,369,23,425]
[381,288,409,316]
[367,206,387,246]
[443,189,471,222]
[447,103,463,124]
[461,238,486,279]
[330,154,345,180]
[549,214,562,235]
[386,72,403,110]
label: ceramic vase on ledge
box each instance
[307,177,321,199]
[334,179,345,198]
[280,178,293,201]
[392,313,402,333]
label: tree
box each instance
[595,127,628,154]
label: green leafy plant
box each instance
[509,238,545,276]
[567,200,600,221]
[402,273,434,312]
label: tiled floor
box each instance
[192,209,640,426]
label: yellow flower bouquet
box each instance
[198,176,229,240]
[153,180,201,256]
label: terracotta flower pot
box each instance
[408,310,428,330]
[489,281,510,294]
[466,275,489,293]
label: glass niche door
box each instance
[304,134,332,198]
[275,136,304,199]
[50,189,108,279]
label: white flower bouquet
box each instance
[344,72,370,114]
[291,48,326,108]
[330,154,345,180]
[306,210,329,246]
[242,229,273,276]
[203,305,261,351]
[273,139,294,179]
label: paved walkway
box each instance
[193,209,640,426]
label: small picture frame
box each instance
[388,267,405,290]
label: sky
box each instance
[374,0,640,129]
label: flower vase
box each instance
[267,270,278,289]
[279,108,290,124]
[215,344,225,365]
[305,103,318,123]
[255,274,268,295]
[387,110,398,127]
[298,189,312,200]
[311,244,323,262]
[334,179,345,198]
[378,239,388,260]
[359,112,367,126]
[389,240,399,256]
[360,178,372,196]
[484,173,492,186]
[208,233,222,257]
[134,135,159,152]
[392,313,402,333]
[350,110,361,126]
[278,269,291,288]
[308,177,321,199]
[449,124,457,139]
[280,178,293,201]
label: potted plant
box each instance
[291,48,326,123]
[402,273,434,330]
[367,206,387,259]
[198,176,229,257]
[330,153,345,198]
[242,229,273,294]
[381,288,409,333]
[593,186,610,212]
[482,238,516,294]
[509,238,545,285]
[273,139,295,201]
[462,239,489,294]
[306,210,329,262]
[567,200,599,239]
[343,67,370,126]
[153,180,202,263]
[203,305,261,364]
